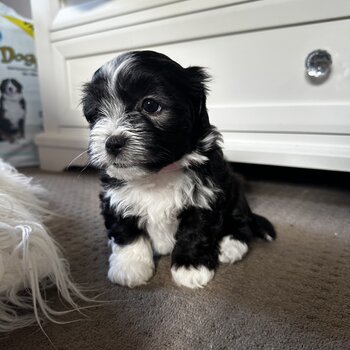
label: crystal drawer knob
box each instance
[305,49,332,79]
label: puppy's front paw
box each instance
[171,265,214,289]
[108,253,154,287]
[108,238,154,288]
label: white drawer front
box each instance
[64,19,350,134]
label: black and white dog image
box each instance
[82,51,276,289]
[0,79,26,142]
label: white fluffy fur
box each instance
[0,159,90,332]
[108,237,154,287]
[219,236,248,264]
[171,265,215,289]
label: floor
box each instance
[0,164,349,350]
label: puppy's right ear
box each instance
[81,68,106,125]
[81,82,98,124]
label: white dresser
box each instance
[32,0,350,171]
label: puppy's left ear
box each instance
[186,66,211,137]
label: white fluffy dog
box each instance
[0,159,87,332]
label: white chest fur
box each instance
[106,169,185,255]
[106,168,218,255]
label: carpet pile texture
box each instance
[0,166,349,349]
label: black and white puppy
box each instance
[82,51,275,289]
[0,79,26,142]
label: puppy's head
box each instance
[1,79,23,100]
[82,51,210,180]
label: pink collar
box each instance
[158,161,181,174]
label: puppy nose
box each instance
[105,136,126,155]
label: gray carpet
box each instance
[0,167,349,350]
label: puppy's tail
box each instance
[251,213,276,241]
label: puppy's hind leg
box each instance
[218,184,276,264]
[218,235,248,264]
[230,179,276,243]
[219,208,275,265]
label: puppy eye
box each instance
[142,99,161,113]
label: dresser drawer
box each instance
[152,20,350,134]
[66,19,350,134]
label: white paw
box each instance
[219,236,248,264]
[108,257,154,288]
[171,265,214,289]
[108,238,154,288]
